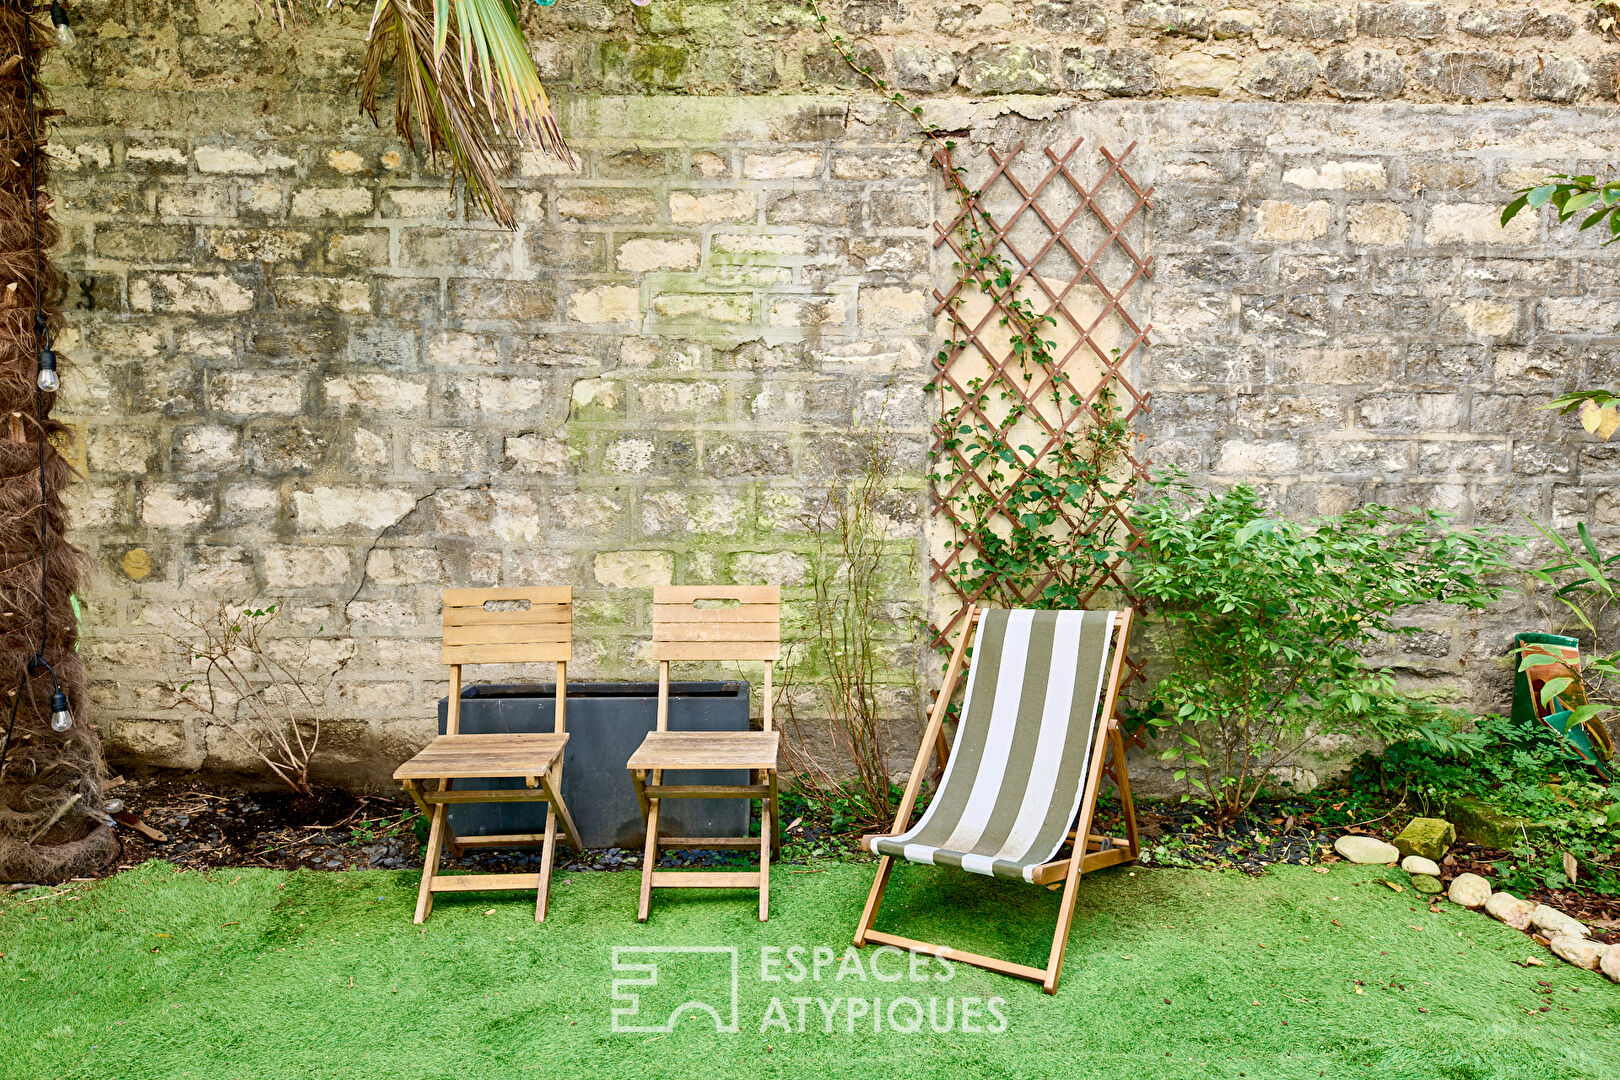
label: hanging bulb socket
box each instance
[49,3,74,49]
[36,347,57,393]
[48,688,71,732]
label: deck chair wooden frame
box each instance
[627,585,782,922]
[393,587,583,924]
[853,603,1138,994]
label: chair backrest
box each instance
[650,585,780,730]
[880,607,1128,880]
[441,586,572,735]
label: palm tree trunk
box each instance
[0,0,114,883]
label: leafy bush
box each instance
[1126,482,1515,821]
[1365,714,1620,896]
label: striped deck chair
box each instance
[854,604,1138,994]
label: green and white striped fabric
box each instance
[873,609,1117,883]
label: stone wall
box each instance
[42,1,1620,790]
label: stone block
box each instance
[1165,49,1241,94]
[670,190,757,224]
[1269,2,1354,40]
[1255,200,1333,242]
[1062,48,1159,95]
[1356,2,1446,38]
[593,550,674,588]
[1241,51,1321,99]
[1323,47,1406,98]
[1124,2,1211,37]
[960,45,1061,93]
[1411,50,1513,99]
[1392,816,1456,860]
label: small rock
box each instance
[1484,891,1535,930]
[1392,817,1455,862]
[1601,946,1620,983]
[1549,934,1607,971]
[1334,835,1401,864]
[1410,873,1442,894]
[1400,855,1440,876]
[1447,872,1491,908]
[1530,904,1589,940]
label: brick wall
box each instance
[43,1,1620,789]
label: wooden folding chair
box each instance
[627,585,781,922]
[854,604,1138,994]
[393,586,583,924]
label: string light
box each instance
[48,3,71,49]
[35,344,56,392]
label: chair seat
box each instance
[627,731,780,772]
[393,732,569,781]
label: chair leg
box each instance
[767,769,781,858]
[1111,727,1141,859]
[853,854,894,947]
[1043,839,1087,995]
[414,801,448,925]
[638,787,661,923]
[758,792,771,923]
[535,800,559,922]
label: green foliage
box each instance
[1364,714,1620,896]
[936,383,1136,611]
[1126,481,1516,821]
[1501,174,1620,244]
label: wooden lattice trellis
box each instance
[927,139,1155,686]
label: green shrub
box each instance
[1126,482,1515,821]
[1366,715,1620,895]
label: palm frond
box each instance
[359,0,572,228]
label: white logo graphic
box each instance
[611,946,740,1034]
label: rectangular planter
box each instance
[437,681,751,849]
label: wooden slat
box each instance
[444,586,570,607]
[443,623,571,647]
[443,605,572,627]
[450,833,549,847]
[654,585,780,604]
[429,872,542,892]
[628,731,780,770]
[648,641,781,662]
[643,784,771,798]
[442,642,571,665]
[657,836,761,849]
[1028,846,1133,885]
[648,871,761,889]
[421,789,555,805]
[652,622,779,643]
[394,733,567,780]
[861,930,1046,984]
[653,603,780,624]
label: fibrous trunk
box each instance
[0,1,114,882]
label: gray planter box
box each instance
[437,681,752,849]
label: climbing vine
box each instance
[808,1,1139,616]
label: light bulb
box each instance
[103,798,125,816]
[50,4,74,49]
[48,689,71,732]
[36,347,57,393]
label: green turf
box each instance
[1,858,1616,1080]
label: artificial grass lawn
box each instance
[2,859,1617,1080]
